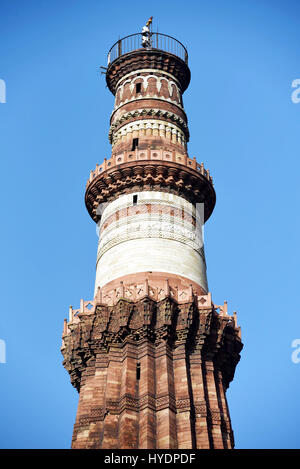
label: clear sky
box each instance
[0,0,300,449]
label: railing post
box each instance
[118,40,122,57]
[63,318,68,336]
[108,33,188,67]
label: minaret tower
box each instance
[62,24,243,449]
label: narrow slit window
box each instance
[132,138,139,151]
[133,194,138,205]
[136,83,142,94]
[136,363,141,380]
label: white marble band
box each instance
[94,192,208,294]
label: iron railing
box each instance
[107,32,188,66]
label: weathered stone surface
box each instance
[62,295,242,449]
[62,33,243,450]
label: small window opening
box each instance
[136,362,141,380]
[136,83,142,94]
[132,138,139,151]
[133,194,138,205]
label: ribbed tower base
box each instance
[62,288,242,449]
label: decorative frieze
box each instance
[109,108,189,144]
[114,70,183,109]
[86,150,213,188]
[111,119,187,147]
[97,191,205,264]
[62,294,241,386]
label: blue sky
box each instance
[0,0,300,449]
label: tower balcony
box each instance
[106,33,191,94]
[85,150,215,223]
[107,32,188,66]
[86,150,213,187]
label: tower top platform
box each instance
[107,32,188,65]
[106,32,191,94]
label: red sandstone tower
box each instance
[62,25,243,449]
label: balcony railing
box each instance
[86,150,213,188]
[107,32,188,66]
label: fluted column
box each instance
[138,342,157,449]
[155,343,177,448]
[101,351,122,448]
[173,345,193,448]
